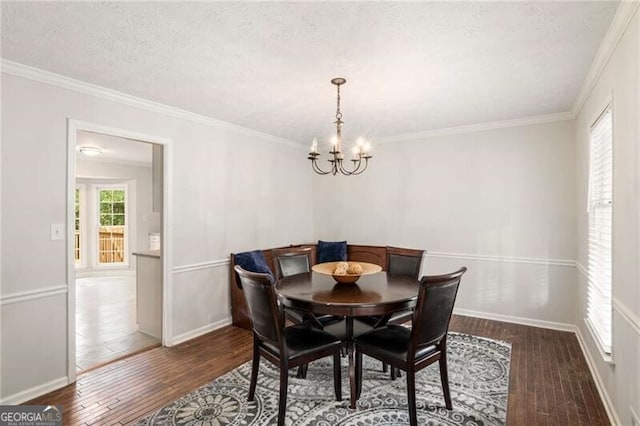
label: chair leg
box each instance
[296,363,308,379]
[391,366,397,380]
[355,350,363,399]
[406,369,418,426]
[439,352,453,410]
[382,362,388,373]
[277,362,289,426]
[333,350,342,401]
[248,344,260,401]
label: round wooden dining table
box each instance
[275,270,420,409]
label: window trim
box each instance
[584,101,614,360]
[74,184,87,269]
[92,183,130,268]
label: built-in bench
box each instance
[229,244,389,330]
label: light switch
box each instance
[50,224,64,240]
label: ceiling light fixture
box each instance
[308,78,372,176]
[78,146,103,156]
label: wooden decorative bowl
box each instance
[312,261,382,284]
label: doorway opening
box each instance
[68,123,167,375]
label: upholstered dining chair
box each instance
[273,248,341,325]
[273,248,343,378]
[354,266,467,426]
[234,265,342,426]
[357,246,424,377]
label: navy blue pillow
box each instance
[234,250,274,279]
[317,240,348,263]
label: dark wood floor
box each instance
[28,315,608,425]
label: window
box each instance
[586,105,613,355]
[96,186,128,265]
[74,187,81,266]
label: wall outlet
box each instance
[50,223,64,240]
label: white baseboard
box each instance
[170,317,233,346]
[454,308,575,332]
[573,327,621,426]
[0,376,69,405]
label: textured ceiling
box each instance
[2,2,618,145]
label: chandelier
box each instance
[308,78,372,176]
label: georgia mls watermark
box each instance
[0,405,62,426]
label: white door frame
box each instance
[66,119,173,383]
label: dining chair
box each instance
[354,266,467,426]
[273,248,342,327]
[273,248,343,378]
[234,265,342,426]
[358,246,424,377]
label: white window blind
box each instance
[586,105,613,355]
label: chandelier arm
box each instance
[349,157,369,175]
[336,159,356,176]
[337,156,366,176]
[310,157,332,175]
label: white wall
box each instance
[575,7,639,425]
[76,158,159,273]
[313,120,577,327]
[0,71,314,402]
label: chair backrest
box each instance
[386,246,425,278]
[410,267,467,353]
[272,248,312,280]
[234,265,283,346]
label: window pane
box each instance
[100,203,111,214]
[113,215,125,226]
[100,214,112,226]
[113,190,125,202]
[100,190,113,202]
[113,202,125,214]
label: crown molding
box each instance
[572,1,640,117]
[375,111,574,144]
[1,59,305,150]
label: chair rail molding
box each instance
[0,285,68,306]
[426,251,575,268]
[172,258,230,274]
[612,298,640,336]
[576,262,640,336]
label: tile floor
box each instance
[76,275,160,372]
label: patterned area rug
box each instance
[135,333,511,425]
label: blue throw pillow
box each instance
[317,240,348,263]
[234,250,274,279]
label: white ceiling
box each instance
[2,2,619,145]
[77,130,152,166]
